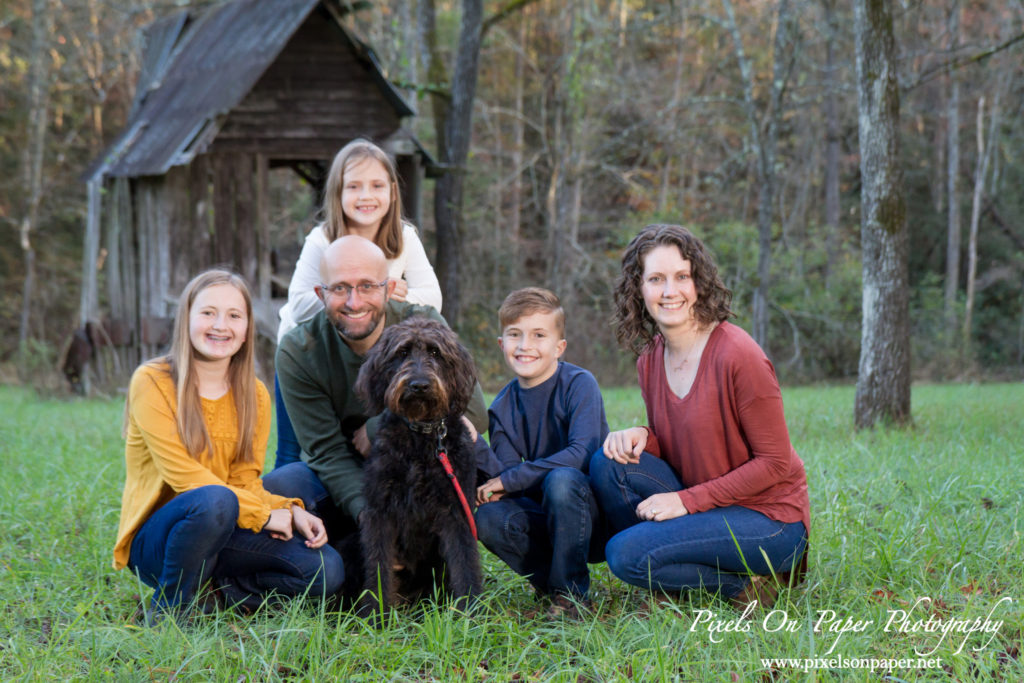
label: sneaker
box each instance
[545,594,592,620]
[728,573,786,613]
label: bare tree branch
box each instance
[481,0,541,38]
[906,31,1024,91]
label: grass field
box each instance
[1,382,1021,681]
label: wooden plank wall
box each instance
[210,8,402,159]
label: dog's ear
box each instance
[355,328,392,415]
[439,327,478,415]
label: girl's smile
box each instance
[189,283,248,362]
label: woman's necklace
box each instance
[666,333,703,373]
[665,323,717,373]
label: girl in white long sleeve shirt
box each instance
[273,139,442,467]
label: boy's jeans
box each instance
[475,468,602,599]
[589,450,807,598]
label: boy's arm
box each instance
[487,405,526,472]
[499,372,607,493]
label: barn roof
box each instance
[90,0,415,179]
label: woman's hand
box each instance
[390,278,410,302]
[476,477,506,505]
[636,492,688,522]
[263,508,293,540]
[603,427,648,464]
[291,505,328,548]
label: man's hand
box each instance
[460,415,478,441]
[263,508,293,540]
[291,505,328,548]
[476,477,506,505]
[353,424,370,457]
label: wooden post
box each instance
[166,166,192,294]
[213,154,236,268]
[256,153,271,301]
[234,154,256,284]
[190,155,213,272]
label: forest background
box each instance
[2,0,1023,392]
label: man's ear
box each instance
[314,285,326,303]
[385,278,397,299]
[554,339,567,358]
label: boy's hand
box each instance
[476,477,506,505]
[603,427,648,464]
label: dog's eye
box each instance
[429,348,439,357]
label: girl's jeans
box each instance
[128,485,343,615]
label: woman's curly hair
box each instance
[613,224,733,356]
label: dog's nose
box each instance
[409,379,430,393]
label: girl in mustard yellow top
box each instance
[114,270,343,623]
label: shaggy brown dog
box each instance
[354,317,482,618]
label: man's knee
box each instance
[263,462,323,505]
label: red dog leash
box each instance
[434,425,478,540]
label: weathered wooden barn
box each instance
[82,0,431,383]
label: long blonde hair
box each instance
[126,270,259,463]
[322,138,405,258]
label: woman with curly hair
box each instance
[590,224,809,611]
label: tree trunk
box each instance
[853,0,911,429]
[943,1,961,328]
[433,0,485,327]
[822,0,841,288]
[18,0,52,349]
[721,0,791,351]
[398,0,417,101]
[963,93,999,356]
[508,10,527,277]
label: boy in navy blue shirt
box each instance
[475,288,608,614]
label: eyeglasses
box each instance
[320,280,389,298]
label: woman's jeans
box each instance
[589,450,806,598]
[273,373,302,469]
[128,485,344,615]
[474,468,603,599]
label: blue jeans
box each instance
[262,462,361,563]
[273,373,302,470]
[262,462,340,526]
[475,468,602,599]
[589,451,807,598]
[128,485,344,615]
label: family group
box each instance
[112,139,810,625]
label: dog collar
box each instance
[396,414,448,436]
